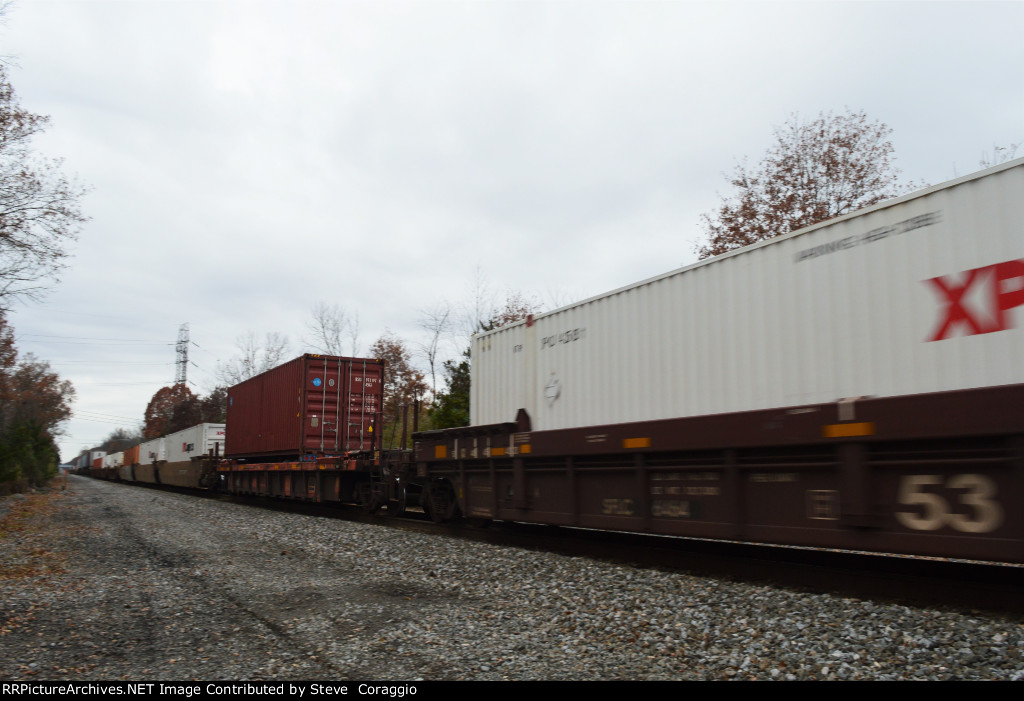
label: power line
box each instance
[74,409,140,418]
[18,334,168,342]
[70,416,141,425]
[16,339,171,346]
[48,361,174,365]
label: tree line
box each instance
[0,312,74,492]
[0,41,85,491]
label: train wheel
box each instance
[426,480,458,523]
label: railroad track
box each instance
[125,479,1023,617]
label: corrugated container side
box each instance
[472,158,1024,430]
[309,356,383,453]
[138,438,166,464]
[102,452,124,468]
[226,354,383,459]
[123,445,140,466]
[225,363,267,455]
[164,423,226,463]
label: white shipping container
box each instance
[138,438,165,464]
[164,423,226,463]
[102,452,123,468]
[472,158,1024,430]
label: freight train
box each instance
[75,423,226,487]
[87,158,1024,564]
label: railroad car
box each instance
[89,158,1024,565]
[157,423,225,488]
[71,450,100,475]
[219,355,389,505]
[122,445,139,480]
[224,355,381,460]
[99,451,121,481]
[80,427,223,487]
[414,157,1024,563]
[134,436,166,484]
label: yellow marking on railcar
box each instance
[435,445,447,459]
[623,437,652,449]
[490,447,506,457]
[822,422,876,438]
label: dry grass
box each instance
[0,484,81,644]
[0,485,72,582]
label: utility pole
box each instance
[175,323,189,385]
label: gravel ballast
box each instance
[1,475,1022,681]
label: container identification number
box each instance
[541,328,586,349]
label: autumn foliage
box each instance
[482,292,541,331]
[143,384,198,439]
[0,312,74,490]
[697,110,914,259]
[369,332,428,448]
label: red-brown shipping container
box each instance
[123,445,140,467]
[225,354,383,460]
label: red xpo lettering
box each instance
[926,259,1024,341]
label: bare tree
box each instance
[542,286,576,311]
[0,65,89,308]
[417,301,452,398]
[216,331,290,386]
[346,311,361,357]
[305,302,344,356]
[96,426,145,454]
[459,265,495,344]
[980,142,1021,168]
[696,110,916,260]
[422,293,540,433]
[304,302,360,357]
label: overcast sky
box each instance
[2,0,1021,461]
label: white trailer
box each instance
[138,438,165,464]
[471,158,1024,431]
[164,423,226,463]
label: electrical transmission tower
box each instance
[175,323,190,385]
